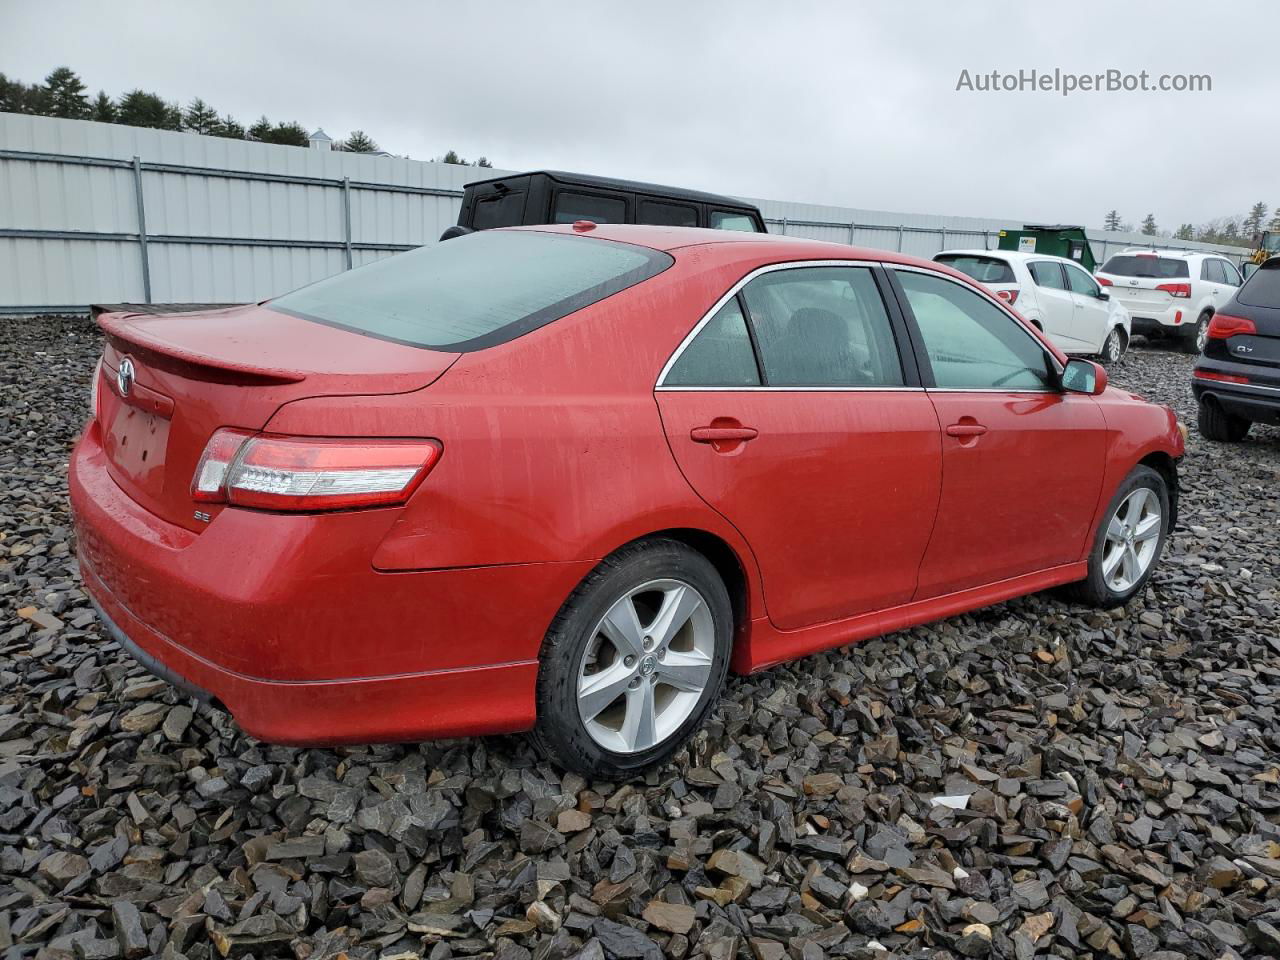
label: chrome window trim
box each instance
[655,385,928,393]
[654,259,886,389]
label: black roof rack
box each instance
[463,169,752,208]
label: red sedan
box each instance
[70,225,1185,777]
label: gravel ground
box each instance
[3,316,1280,960]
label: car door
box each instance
[888,267,1107,598]
[1063,261,1112,352]
[654,263,943,630]
[1026,261,1081,348]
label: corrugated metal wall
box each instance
[0,113,1253,314]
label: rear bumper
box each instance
[70,424,594,744]
[1193,374,1280,426]
[1126,305,1190,335]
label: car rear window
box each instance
[270,230,672,351]
[1100,255,1190,279]
[1238,261,1280,308]
[934,254,1016,285]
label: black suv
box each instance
[443,170,767,240]
[1193,256,1280,441]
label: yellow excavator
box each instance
[1244,230,1280,279]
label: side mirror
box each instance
[1095,289,1110,301]
[1061,358,1108,395]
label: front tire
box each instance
[1100,327,1126,365]
[1198,398,1250,442]
[1183,312,1210,354]
[533,539,732,779]
[1069,465,1170,607]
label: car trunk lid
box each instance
[94,305,458,531]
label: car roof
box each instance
[464,169,758,209]
[936,248,1084,267]
[508,223,943,268]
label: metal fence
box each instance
[0,113,1253,315]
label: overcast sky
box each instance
[4,1,1276,228]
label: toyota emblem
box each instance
[117,357,135,397]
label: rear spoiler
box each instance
[95,309,307,386]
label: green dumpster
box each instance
[997,225,1097,272]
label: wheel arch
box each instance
[1137,450,1179,532]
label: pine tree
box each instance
[182,98,220,135]
[1270,208,1280,231]
[1174,223,1194,241]
[91,91,115,122]
[247,116,273,141]
[42,67,90,118]
[442,150,464,164]
[117,90,181,129]
[476,157,492,168]
[213,114,246,139]
[1244,202,1269,239]
[343,130,379,153]
[1104,209,1122,232]
[1141,213,1158,236]
[0,72,46,113]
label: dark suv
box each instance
[443,170,767,240]
[1193,256,1280,441]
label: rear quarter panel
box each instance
[264,247,774,617]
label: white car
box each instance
[933,250,1132,363]
[1094,249,1242,353]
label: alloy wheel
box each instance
[576,579,715,753]
[1104,330,1122,363]
[1196,318,1209,353]
[1101,487,1162,593]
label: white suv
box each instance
[934,249,1132,363]
[1094,249,1242,353]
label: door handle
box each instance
[945,423,988,438]
[691,426,758,443]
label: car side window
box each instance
[638,200,697,228]
[895,270,1054,391]
[664,298,761,387]
[1064,263,1100,297]
[1202,259,1222,283]
[740,267,904,387]
[553,192,626,224]
[1028,261,1067,290]
[1221,260,1242,285]
[710,211,758,232]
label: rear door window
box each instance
[739,267,904,386]
[553,192,627,224]
[710,210,759,232]
[1202,259,1226,283]
[638,199,698,227]
[1028,262,1068,289]
[1100,255,1190,279]
[1221,260,1242,285]
[270,230,671,351]
[934,255,1016,284]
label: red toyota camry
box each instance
[71,225,1185,777]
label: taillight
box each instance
[996,289,1020,305]
[1207,313,1257,339]
[1096,276,1113,286]
[1156,282,1191,298]
[89,357,103,422]
[1194,370,1249,384]
[191,429,441,511]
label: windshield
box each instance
[271,230,671,351]
[934,255,1016,284]
[1100,255,1189,279]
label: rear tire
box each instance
[532,539,732,779]
[1197,398,1250,442]
[1183,312,1210,354]
[1068,465,1169,607]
